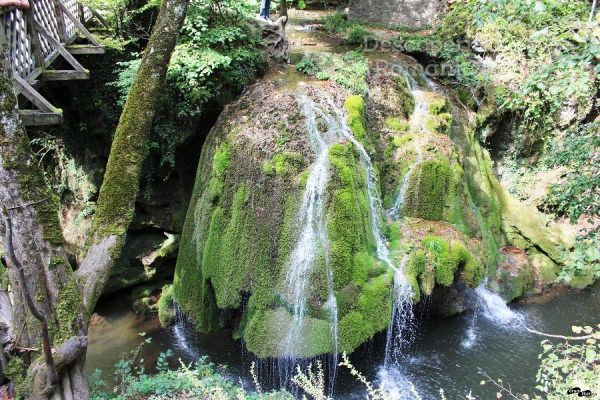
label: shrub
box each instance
[323,11,349,34]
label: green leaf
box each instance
[585,348,596,363]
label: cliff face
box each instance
[348,0,444,28]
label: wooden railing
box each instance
[1,0,103,125]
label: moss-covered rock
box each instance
[158,284,176,327]
[173,83,392,358]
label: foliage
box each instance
[346,24,377,46]
[108,0,267,187]
[535,325,600,398]
[558,227,600,286]
[296,57,321,75]
[296,51,369,95]
[91,347,291,400]
[393,0,599,153]
[323,12,350,34]
[541,121,600,221]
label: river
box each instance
[87,283,600,399]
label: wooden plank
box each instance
[40,69,90,80]
[20,110,63,126]
[57,1,100,46]
[32,19,86,72]
[12,73,60,113]
[66,44,105,54]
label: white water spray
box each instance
[475,285,524,326]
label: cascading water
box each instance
[475,285,524,326]
[281,95,334,357]
[322,94,415,367]
[278,93,341,393]
[389,72,430,218]
[383,255,414,366]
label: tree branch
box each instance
[526,327,595,341]
[1,206,58,387]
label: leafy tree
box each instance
[0,0,190,397]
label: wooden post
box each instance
[24,8,44,68]
[51,0,68,42]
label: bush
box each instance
[346,24,377,46]
[324,12,349,34]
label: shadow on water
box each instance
[88,283,600,399]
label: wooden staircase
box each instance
[1,0,104,126]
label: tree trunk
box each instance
[0,0,189,396]
[280,0,288,17]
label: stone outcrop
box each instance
[348,0,444,28]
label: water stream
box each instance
[389,72,429,218]
[281,94,338,359]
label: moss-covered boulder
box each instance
[173,82,393,358]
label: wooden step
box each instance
[40,69,90,80]
[20,110,63,126]
[67,44,106,55]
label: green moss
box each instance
[344,95,368,145]
[403,160,452,220]
[339,311,372,353]
[428,98,449,115]
[422,236,484,289]
[272,152,303,177]
[392,134,414,148]
[425,113,453,135]
[1,131,64,247]
[263,161,274,175]
[0,254,8,291]
[158,284,176,327]
[208,143,232,201]
[357,274,392,333]
[53,277,83,343]
[4,357,26,398]
[327,143,372,289]
[299,169,310,189]
[385,117,410,132]
[244,308,333,358]
[49,256,65,269]
[336,284,361,316]
[394,76,416,118]
[404,250,427,300]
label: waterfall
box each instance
[282,95,339,359]
[389,72,430,218]
[389,144,423,218]
[475,286,524,326]
[323,95,415,367]
[384,255,415,366]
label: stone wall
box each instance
[348,0,444,28]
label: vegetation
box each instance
[90,340,291,399]
[296,51,369,95]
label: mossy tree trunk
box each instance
[0,0,189,397]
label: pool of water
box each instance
[87,283,600,399]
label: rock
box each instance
[348,0,444,29]
[157,285,176,327]
[491,247,536,302]
[104,233,179,293]
[130,281,170,317]
[429,282,471,317]
[256,16,291,63]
